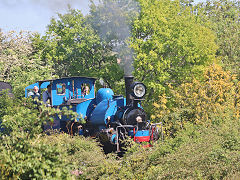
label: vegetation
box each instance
[151,64,240,136]
[32,7,124,92]
[0,31,53,97]
[0,0,239,179]
[131,0,217,96]
[197,0,240,74]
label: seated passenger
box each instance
[81,86,89,97]
[62,83,66,94]
[43,84,52,107]
[28,86,40,100]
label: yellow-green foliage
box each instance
[151,64,240,136]
[131,0,218,98]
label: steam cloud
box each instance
[95,0,140,76]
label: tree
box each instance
[0,31,52,97]
[151,64,240,136]
[36,8,124,90]
[130,0,218,99]
[197,0,240,75]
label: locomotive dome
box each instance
[96,88,114,104]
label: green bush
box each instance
[39,134,119,179]
[0,132,72,179]
[0,94,118,179]
[0,100,239,179]
[0,131,120,179]
[110,119,240,179]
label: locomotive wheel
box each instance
[66,120,82,136]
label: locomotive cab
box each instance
[25,77,96,105]
[25,77,97,130]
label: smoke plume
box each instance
[93,0,140,76]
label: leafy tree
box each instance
[35,7,124,90]
[130,0,218,100]
[197,0,240,75]
[179,0,194,6]
[0,31,53,97]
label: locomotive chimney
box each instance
[124,76,134,105]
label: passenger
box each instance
[82,86,89,97]
[62,83,66,94]
[28,86,40,100]
[43,84,52,107]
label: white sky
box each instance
[0,0,206,35]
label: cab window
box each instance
[57,83,66,95]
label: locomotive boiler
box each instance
[25,76,160,152]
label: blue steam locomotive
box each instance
[25,76,160,152]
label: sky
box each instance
[0,0,206,35]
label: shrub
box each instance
[0,132,73,179]
[0,131,121,179]
[111,119,240,179]
[0,94,118,179]
[151,64,240,136]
